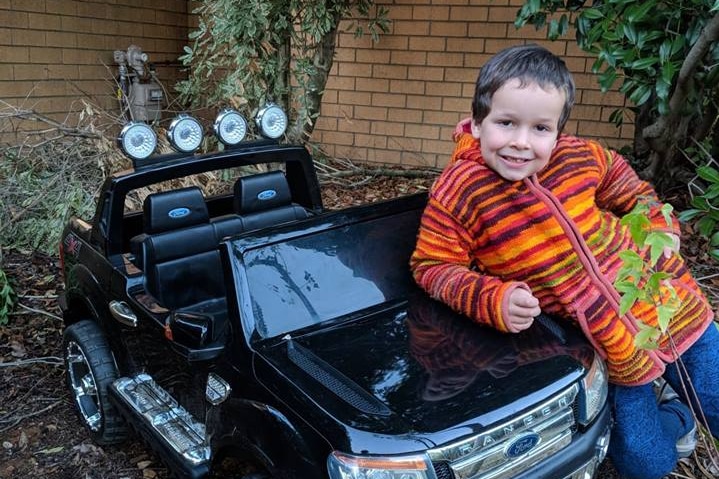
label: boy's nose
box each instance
[510,129,530,149]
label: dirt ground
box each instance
[1,173,718,479]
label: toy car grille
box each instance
[427,384,579,479]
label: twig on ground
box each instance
[0,400,63,433]
[15,302,62,321]
[0,357,63,368]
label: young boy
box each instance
[410,44,719,479]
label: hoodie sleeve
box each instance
[593,142,679,234]
[410,191,531,333]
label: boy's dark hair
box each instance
[472,44,576,132]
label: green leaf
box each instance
[625,0,658,23]
[697,165,719,184]
[634,324,660,350]
[647,271,671,290]
[711,231,719,246]
[645,232,673,266]
[619,289,640,315]
[630,57,658,71]
[622,24,638,44]
[581,8,604,20]
[678,208,704,222]
[697,216,717,237]
[657,303,677,332]
[629,83,653,106]
[660,203,674,227]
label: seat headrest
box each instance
[143,186,209,234]
[234,171,292,214]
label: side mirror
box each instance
[169,311,212,348]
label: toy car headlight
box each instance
[117,122,157,161]
[254,103,287,139]
[167,114,204,153]
[578,355,608,426]
[327,451,437,479]
[213,109,247,146]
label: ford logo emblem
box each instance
[257,189,277,201]
[168,207,191,219]
[504,432,541,458]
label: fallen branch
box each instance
[0,357,63,368]
[0,400,63,433]
[15,302,62,322]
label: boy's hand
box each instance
[663,233,680,258]
[506,289,541,332]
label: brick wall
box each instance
[0,0,189,140]
[312,0,634,168]
[0,0,633,168]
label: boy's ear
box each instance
[470,120,481,139]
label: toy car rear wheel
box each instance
[63,319,128,445]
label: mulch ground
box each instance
[1,173,718,479]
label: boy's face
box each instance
[471,79,565,181]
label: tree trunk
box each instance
[642,13,719,183]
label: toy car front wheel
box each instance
[63,319,128,445]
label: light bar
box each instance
[213,109,247,146]
[255,103,288,139]
[117,122,157,161]
[167,114,204,153]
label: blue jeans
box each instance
[608,324,719,479]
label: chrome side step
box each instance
[110,374,210,479]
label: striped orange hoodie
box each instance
[410,124,714,385]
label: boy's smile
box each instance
[471,79,565,181]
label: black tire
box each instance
[63,319,128,445]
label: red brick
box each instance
[338,90,372,106]
[370,121,404,136]
[371,92,406,108]
[422,138,455,154]
[355,77,389,93]
[408,65,443,81]
[47,0,78,15]
[0,10,28,28]
[413,6,450,21]
[13,64,47,81]
[390,50,427,65]
[407,95,441,110]
[355,132,389,148]
[387,5,413,20]
[330,76,355,91]
[320,130,355,146]
[393,20,429,36]
[427,51,463,67]
[449,6,489,21]
[356,49,389,64]
[387,108,423,123]
[426,81,461,97]
[468,22,505,38]
[373,64,407,80]
[46,31,78,48]
[354,105,388,121]
[408,36,446,52]
[0,45,29,63]
[337,62,372,78]
[405,123,440,139]
[46,64,80,80]
[443,67,477,83]
[430,22,467,37]
[424,110,464,125]
[337,118,370,134]
[11,0,45,13]
[447,38,486,53]
[388,79,423,95]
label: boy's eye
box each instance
[497,120,513,126]
[535,124,552,132]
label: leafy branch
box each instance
[614,201,679,349]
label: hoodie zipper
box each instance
[524,175,643,336]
